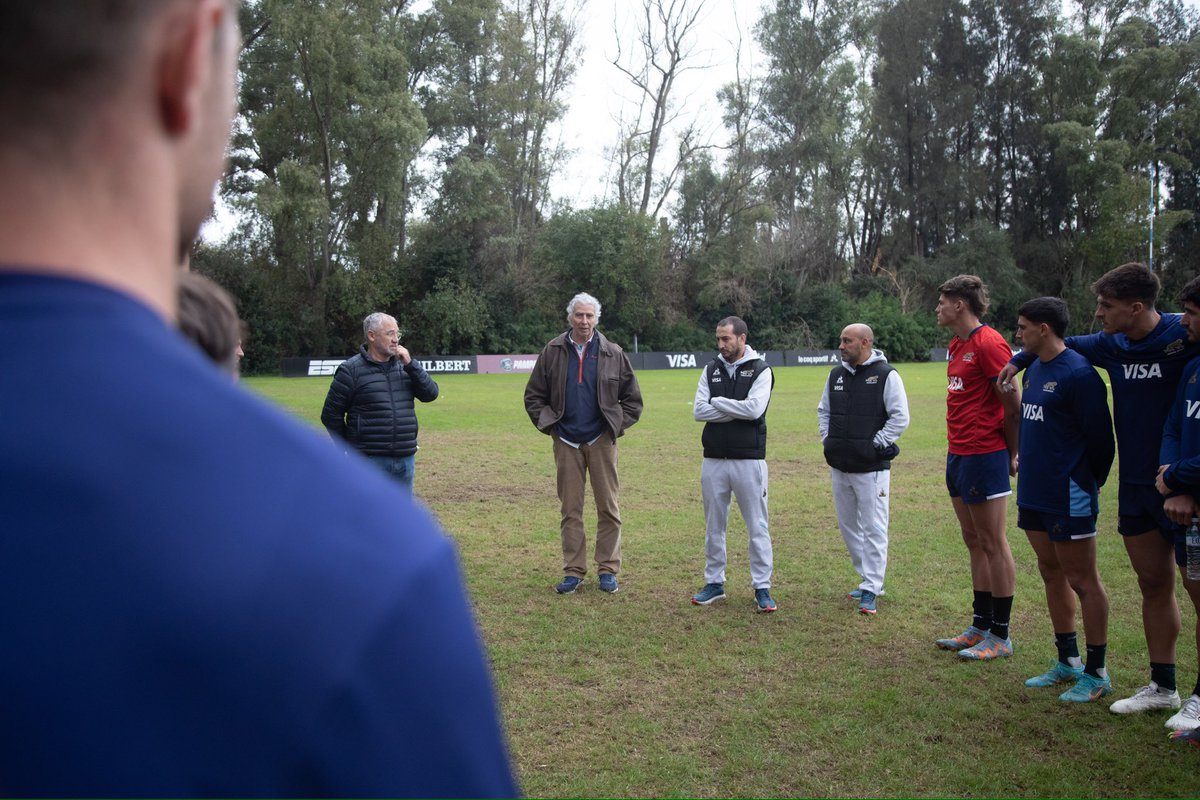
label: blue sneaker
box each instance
[598,573,619,594]
[847,588,864,600]
[1025,661,1084,688]
[754,588,777,613]
[555,575,582,594]
[858,590,877,615]
[1059,671,1112,703]
[691,583,726,605]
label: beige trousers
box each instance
[554,435,621,577]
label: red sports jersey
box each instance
[946,324,1013,455]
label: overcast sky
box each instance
[547,0,765,209]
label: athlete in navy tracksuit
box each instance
[1154,275,1200,740]
[1012,298,1115,703]
[1000,263,1200,715]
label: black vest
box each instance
[701,358,772,459]
[823,360,894,473]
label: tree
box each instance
[609,0,710,217]
[230,0,425,354]
[533,207,669,347]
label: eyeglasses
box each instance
[380,330,401,339]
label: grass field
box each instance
[247,364,1200,798]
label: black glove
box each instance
[876,442,900,461]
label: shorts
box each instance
[1017,508,1097,541]
[1172,534,1188,568]
[1117,482,1181,539]
[946,450,1011,505]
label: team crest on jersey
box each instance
[1166,339,1185,356]
[1042,381,1058,393]
[963,352,976,363]
[865,375,879,384]
[948,376,965,391]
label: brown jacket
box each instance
[523,330,643,440]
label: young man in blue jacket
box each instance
[1154,275,1200,741]
[1012,298,1115,703]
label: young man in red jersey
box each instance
[934,275,1022,660]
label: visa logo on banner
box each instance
[667,354,697,368]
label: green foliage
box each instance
[411,277,493,354]
[848,293,943,362]
[533,206,669,347]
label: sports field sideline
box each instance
[249,363,1198,798]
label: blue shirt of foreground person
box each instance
[0,1,516,796]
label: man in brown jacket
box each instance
[524,292,643,594]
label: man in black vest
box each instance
[691,316,777,612]
[817,323,910,615]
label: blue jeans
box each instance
[368,454,415,490]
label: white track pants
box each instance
[830,467,891,595]
[701,458,773,589]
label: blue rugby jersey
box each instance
[1160,355,1200,494]
[0,274,517,798]
[1017,348,1115,516]
[1010,313,1198,485]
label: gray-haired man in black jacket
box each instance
[322,312,439,490]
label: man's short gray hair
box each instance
[363,312,394,338]
[566,292,601,322]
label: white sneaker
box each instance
[1166,694,1200,730]
[1109,681,1182,714]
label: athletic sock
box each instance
[1055,631,1079,666]
[972,590,993,632]
[1151,662,1177,691]
[1193,675,1200,698]
[989,595,1012,641]
[1084,643,1107,678]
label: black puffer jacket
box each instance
[320,345,440,457]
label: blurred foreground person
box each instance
[177,269,243,377]
[0,2,517,796]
